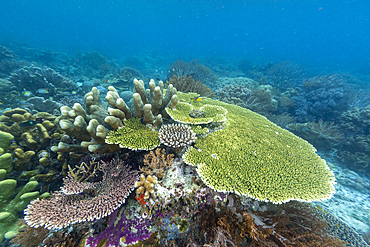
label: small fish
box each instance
[71,90,77,95]
[316,205,323,211]
[189,97,201,104]
[11,91,21,97]
[336,223,340,227]
[187,117,190,122]
[19,120,39,128]
[22,91,32,97]
[36,88,50,94]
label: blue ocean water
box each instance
[0,0,370,246]
[1,0,369,72]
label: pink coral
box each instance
[24,159,139,230]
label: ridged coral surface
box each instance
[179,92,336,204]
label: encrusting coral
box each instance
[175,92,336,204]
[52,78,177,154]
[24,158,138,230]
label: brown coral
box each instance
[168,75,215,97]
[140,148,174,179]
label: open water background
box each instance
[1,0,369,73]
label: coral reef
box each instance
[215,80,278,114]
[177,92,336,204]
[168,60,217,86]
[0,46,23,77]
[293,74,350,121]
[287,119,343,149]
[24,158,139,230]
[24,96,61,114]
[8,65,76,96]
[167,75,215,97]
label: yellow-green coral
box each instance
[177,92,336,204]
[105,117,161,151]
[166,93,228,125]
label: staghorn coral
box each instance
[177,92,336,204]
[24,158,139,230]
[168,75,215,97]
[159,123,197,149]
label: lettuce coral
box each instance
[176,92,336,204]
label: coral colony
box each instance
[0,49,368,246]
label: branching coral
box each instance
[24,158,138,230]
[159,123,197,149]
[287,119,343,149]
[168,75,215,97]
[140,148,174,179]
[53,78,177,154]
[168,60,217,86]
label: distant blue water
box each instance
[1,0,369,72]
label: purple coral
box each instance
[85,207,153,247]
[24,159,139,230]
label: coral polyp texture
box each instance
[159,123,197,148]
[166,92,228,125]
[53,78,177,154]
[177,92,336,204]
[105,117,161,151]
[24,158,139,230]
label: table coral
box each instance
[24,158,138,230]
[174,92,336,204]
[105,117,161,151]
